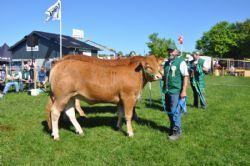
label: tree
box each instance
[196,21,238,58]
[146,33,173,58]
[234,19,250,58]
[196,19,250,59]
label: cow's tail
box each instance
[46,93,54,131]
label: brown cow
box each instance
[47,55,163,140]
[62,55,147,118]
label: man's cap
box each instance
[167,42,177,51]
[192,51,201,55]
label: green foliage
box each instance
[117,51,123,56]
[0,76,250,165]
[196,19,250,59]
[146,33,173,58]
[231,19,250,58]
[196,21,238,58]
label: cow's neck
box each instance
[141,69,150,88]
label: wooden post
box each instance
[34,65,37,89]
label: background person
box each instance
[0,65,6,91]
[28,60,36,85]
[44,58,51,80]
[189,51,208,109]
[163,42,189,140]
[37,66,47,89]
[0,69,19,98]
[19,64,32,91]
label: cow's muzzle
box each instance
[143,68,162,80]
[154,73,162,80]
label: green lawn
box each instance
[0,76,249,165]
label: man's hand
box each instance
[190,71,194,78]
[180,91,186,98]
[203,67,209,73]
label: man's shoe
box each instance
[169,133,180,140]
[168,128,181,141]
[193,104,198,108]
[0,93,4,98]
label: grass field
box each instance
[0,76,250,165]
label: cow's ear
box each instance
[135,62,143,72]
[158,57,164,65]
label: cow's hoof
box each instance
[115,126,122,131]
[128,132,134,137]
[76,131,84,136]
[53,137,60,141]
[80,113,87,118]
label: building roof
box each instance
[0,43,12,62]
[9,30,101,51]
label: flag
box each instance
[45,0,61,21]
[178,34,183,45]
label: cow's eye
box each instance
[146,66,153,71]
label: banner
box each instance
[45,0,61,21]
[178,34,183,45]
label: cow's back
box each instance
[62,54,145,66]
[50,59,143,104]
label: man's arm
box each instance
[6,74,11,81]
[202,67,208,73]
[180,61,189,98]
[180,76,188,98]
[202,60,209,73]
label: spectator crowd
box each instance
[0,60,48,98]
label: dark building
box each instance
[9,31,101,67]
[0,43,12,63]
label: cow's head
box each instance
[139,55,164,81]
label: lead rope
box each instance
[160,63,171,113]
[160,80,167,113]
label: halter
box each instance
[142,67,159,79]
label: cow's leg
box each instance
[123,98,136,137]
[116,104,124,129]
[51,103,62,141]
[75,99,87,117]
[132,107,138,121]
[51,98,70,140]
[65,99,84,135]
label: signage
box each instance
[26,45,39,52]
[72,29,84,40]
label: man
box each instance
[37,66,47,89]
[189,51,208,109]
[0,69,19,98]
[19,64,32,91]
[163,42,189,140]
[0,65,6,91]
[44,58,51,79]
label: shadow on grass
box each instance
[41,105,170,136]
[81,105,117,114]
[135,117,170,133]
[144,99,163,111]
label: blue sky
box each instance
[0,0,249,54]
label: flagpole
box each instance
[180,44,183,57]
[59,0,62,59]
